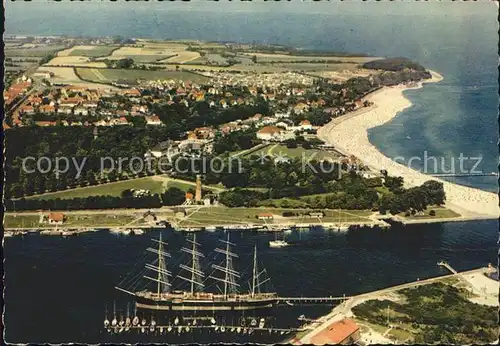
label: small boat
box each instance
[141,318,147,326]
[210,317,216,325]
[205,226,217,232]
[159,326,164,334]
[40,230,62,236]
[177,227,199,232]
[132,316,139,326]
[259,318,265,328]
[269,232,289,248]
[230,327,235,332]
[220,326,225,333]
[111,317,117,327]
[132,229,145,235]
[4,231,14,238]
[185,326,190,332]
[236,327,241,333]
[167,325,173,332]
[104,318,110,328]
[62,230,75,237]
[214,326,219,332]
[337,225,349,232]
[141,327,145,333]
[284,229,292,234]
[192,319,197,326]
[174,317,179,325]
[177,326,182,333]
[250,318,257,327]
[269,240,289,248]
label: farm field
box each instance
[57,45,118,57]
[242,52,378,63]
[158,51,202,64]
[36,66,83,83]
[5,45,67,57]
[75,67,210,83]
[46,56,107,67]
[101,45,200,63]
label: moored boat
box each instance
[115,233,278,311]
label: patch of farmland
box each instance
[41,66,118,89]
[9,56,43,63]
[100,54,177,63]
[45,56,107,67]
[270,62,362,72]
[243,52,378,64]
[75,68,211,84]
[68,46,117,57]
[36,66,83,83]
[160,51,202,64]
[5,45,66,57]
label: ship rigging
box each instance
[115,233,277,311]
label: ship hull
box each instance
[135,296,278,311]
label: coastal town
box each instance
[4,33,499,346]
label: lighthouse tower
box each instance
[195,175,202,203]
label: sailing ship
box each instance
[115,233,278,311]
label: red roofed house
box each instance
[36,121,57,127]
[123,89,141,97]
[146,115,162,126]
[185,192,194,205]
[310,318,360,345]
[256,125,282,141]
[299,119,312,130]
[257,213,274,221]
[48,212,65,225]
[20,105,35,115]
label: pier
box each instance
[277,296,348,304]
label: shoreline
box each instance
[317,70,498,219]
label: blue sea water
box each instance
[5,1,498,191]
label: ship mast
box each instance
[178,233,205,294]
[250,245,270,297]
[144,233,172,297]
[209,233,240,298]
[252,245,257,297]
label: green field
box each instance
[178,207,372,227]
[398,206,460,219]
[69,46,117,57]
[246,144,341,161]
[75,67,210,83]
[5,46,66,57]
[26,177,165,200]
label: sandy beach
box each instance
[318,71,499,219]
